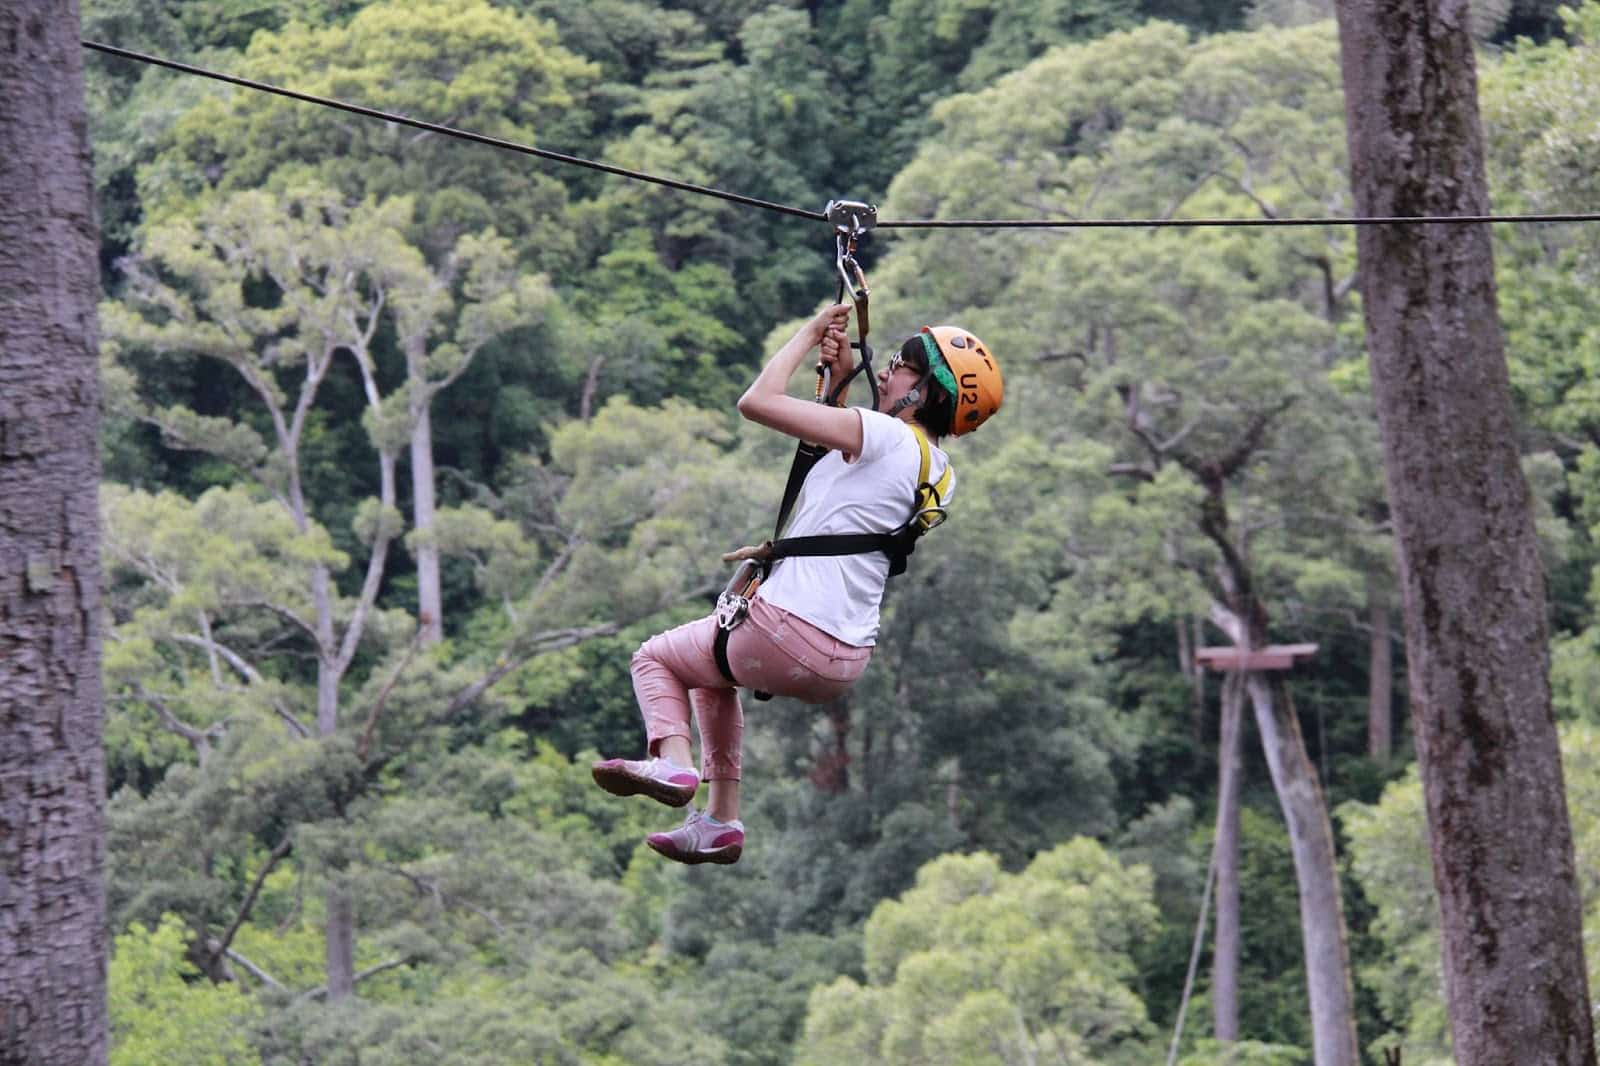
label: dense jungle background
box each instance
[83,0,1600,1062]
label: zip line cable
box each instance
[876,209,1600,228]
[83,39,1600,231]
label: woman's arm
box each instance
[737,304,865,458]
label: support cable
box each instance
[83,40,1600,230]
[1166,836,1219,1066]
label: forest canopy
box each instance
[82,0,1600,1063]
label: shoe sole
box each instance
[646,838,742,865]
[591,763,697,808]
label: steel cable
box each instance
[83,40,1600,231]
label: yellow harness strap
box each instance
[909,424,953,534]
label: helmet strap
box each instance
[890,372,933,417]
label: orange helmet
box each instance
[920,326,1003,436]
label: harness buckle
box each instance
[915,505,948,533]
[715,559,763,631]
[715,591,750,630]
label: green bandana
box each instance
[917,332,960,400]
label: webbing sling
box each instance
[712,425,952,694]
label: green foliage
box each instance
[571,238,748,410]
[86,2,1600,1062]
[1483,4,1600,689]
[799,841,1160,1064]
[1179,1038,1307,1066]
[1341,776,1455,1065]
[145,0,596,266]
[110,915,263,1066]
[1342,721,1600,1064]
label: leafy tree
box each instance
[99,178,766,1034]
[796,840,1160,1065]
[99,405,766,1059]
[145,0,596,269]
[868,20,1380,1059]
[383,218,556,643]
[109,916,263,1066]
[1480,2,1600,711]
[80,0,365,268]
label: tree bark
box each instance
[1335,1,1596,1061]
[409,397,444,645]
[1212,672,1244,1044]
[1206,525,1359,1065]
[810,696,852,794]
[324,887,356,1002]
[1244,675,1360,1066]
[0,2,109,1062]
[1367,573,1393,762]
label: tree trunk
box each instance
[409,397,443,645]
[1335,1,1596,1061]
[1179,614,1206,742]
[0,2,108,1061]
[1212,672,1244,1044]
[324,886,356,1002]
[313,565,341,736]
[1245,676,1360,1066]
[809,696,852,794]
[1209,577,1358,1064]
[1367,574,1393,762]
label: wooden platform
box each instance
[1194,643,1319,671]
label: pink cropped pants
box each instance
[631,597,872,781]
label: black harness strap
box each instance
[712,615,740,692]
[765,527,921,578]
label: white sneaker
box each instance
[590,756,700,807]
[646,807,745,865]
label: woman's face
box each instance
[875,350,924,418]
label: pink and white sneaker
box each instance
[590,756,700,808]
[647,807,745,865]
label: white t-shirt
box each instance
[757,409,953,646]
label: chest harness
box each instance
[712,201,954,696]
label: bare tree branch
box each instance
[298,957,413,1002]
[1211,398,1295,482]
[581,355,605,422]
[1106,462,1156,482]
[210,836,293,967]
[125,686,224,762]
[441,622,622,720]
[171,631,311,739]
[358,628,426,762]
[241,598,319,642]
[383,865,508,938]
[223,947,284,991]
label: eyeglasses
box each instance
[886,350,919,374]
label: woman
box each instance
[591,303,1002,864]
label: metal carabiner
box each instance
[836,240,870,306]
[822,199,879,407]
[829,199,876,309]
